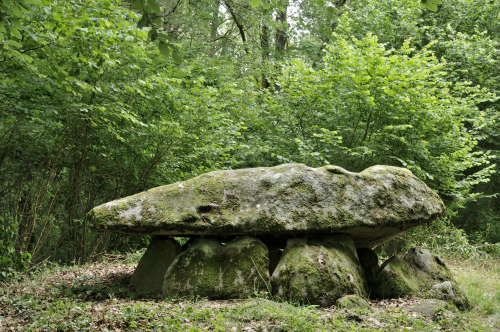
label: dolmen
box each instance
[90,163,469,309]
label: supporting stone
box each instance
[271,235,368,307]
[370,248,471,310]
[130,236,182,292]
[369,256,421,299]
[163,236,269,299]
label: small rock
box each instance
[430,281,454,298]
[408,299,449,317]
[337,294,373,311]
[370,248,471,310]
[265,325,284,332]
[345,312,363,322]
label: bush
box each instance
[0,217,31,281]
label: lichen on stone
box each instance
[271,234,368,307]
[89,163,445,248]
[162,236,269,300]
[370,248,471,310]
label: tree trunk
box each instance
[261,21,270,89]
[275,1,288,56]
[208,1,220,56]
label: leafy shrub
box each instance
[478,242,500,258]
[377,214,478,259]
[0,217,31,281]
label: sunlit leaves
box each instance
[158,41,183,64]
[8,25,21,39]
[147,0,161,14]
[417,0,442,11]
[131,0,143,9]
[250,0,260,8]
[158,41,170,57]
[127,0,182,63]
[171,51,183,64]
[0,0,32,49]
[265,32,495,197]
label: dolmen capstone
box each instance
[90,163,469,309]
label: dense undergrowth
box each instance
[0,246,499,331]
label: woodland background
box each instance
[1,0,499,276]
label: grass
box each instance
[0,251,499,331]
[450,258,500,317]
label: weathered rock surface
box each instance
[130,236,182,292]
[336,294,373,311]
[369,256,421,298]
[271,235,368,307]
[370,248,471,310]
[430,281,458,303]
[408,299,450,317]
[90,163,445,248]
[162,236,269,299]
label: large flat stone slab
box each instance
[90,163,445,248]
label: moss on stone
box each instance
[404,248,471,310]
[162,236,269,300]
[369,256,422,299]
[271,235,368,307]
[336,294,373,311]
[370,248,471,311]
[90,163,445,248]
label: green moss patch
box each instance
[90,163,445,248]
[162,236,269,300]
[271,235,368,307]
[370,248,471,310]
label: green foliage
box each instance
[0,0,244,264]
[251,33,496,199]
[1,0,500,264]
[417,0,442,12]
[0,217,31,281]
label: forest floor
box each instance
[0,251,499,331]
